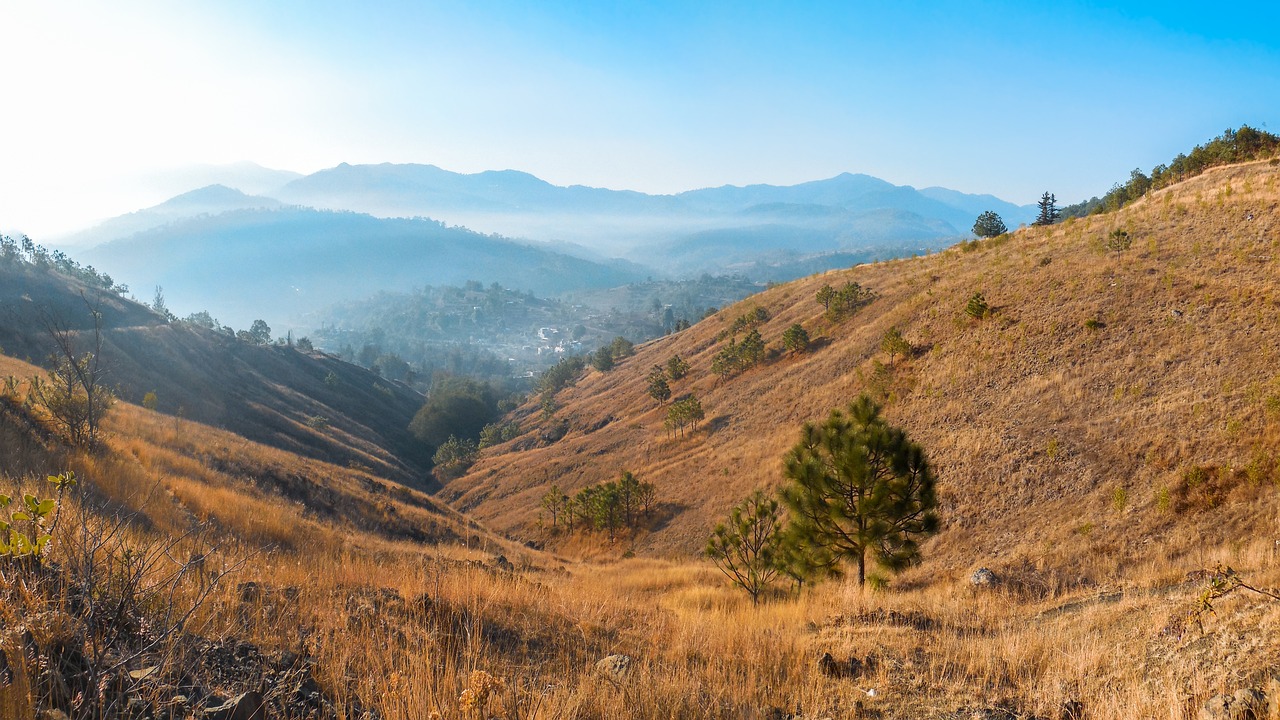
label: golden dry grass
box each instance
[450,159,1280,578]
[4,161,1280,718]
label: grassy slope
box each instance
[2,160,1279,719]
[449,159,1280,581]
[0,261,432,484]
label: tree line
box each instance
[540,471,658,542]
[0,234,129,296]
[1062,125,1280,219]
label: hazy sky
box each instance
[2,1,1278,237]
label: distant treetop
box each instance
[972,211,1007,238]
[1033,192,1061,226]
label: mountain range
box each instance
[78,202,645,331]
[63,163,1035,329]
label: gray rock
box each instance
[202,691,266,720]
[595,654,633,683]
[1199,688,1264,720]
[970,567,998,587]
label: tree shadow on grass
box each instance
[703,414,731,436]
[642,501,687,533]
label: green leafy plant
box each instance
[1111,486,1128,513]
[0,471,76,561]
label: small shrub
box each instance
[0,472,76,560]
[1112,486,1128,512]
[880,327,910,365]
[665,354,690,380]
[478,421,521,449]
[1105,229,1132,251]
[432,435,478,480]
[964,292,990,320]
[1265,395,1280,415]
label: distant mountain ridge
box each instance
[59,185,282,249]
[69,164,1035,329]
[271,164,1033,235]
[79,206,645,330]
[271,164,1034,277]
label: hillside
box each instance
[78,206,645,330]
[447,158,1280,581]
[0,256,432,484]
[3,162,1280,720]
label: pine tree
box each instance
[964,292,990,320]
[1033,192,1061,226]
[665,354,690,381]
[816,284,836,310]
[705,489,784,604]
[972,211,1008,238]
[880,326,910,366]
[780,396,939,586]
[646,365,671,404]
[782,323,810,354]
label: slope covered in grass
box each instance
[0,256,431,483]
[449,159,1280,585]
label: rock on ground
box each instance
[594,654,632,683]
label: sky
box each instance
[2,0,1278,237]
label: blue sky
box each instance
[2,1,1277,235]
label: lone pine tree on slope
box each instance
[972,210,1008,238]
[1033,192,1061,226]
[780,395,939,586]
